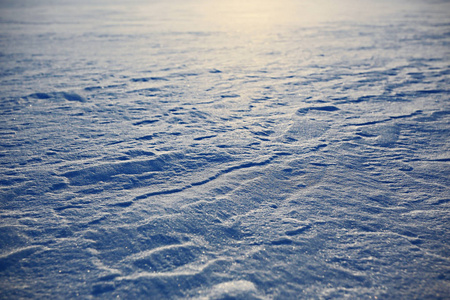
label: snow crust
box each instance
[0,0,449,298]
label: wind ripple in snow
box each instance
[0,0,449,299]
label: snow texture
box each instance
[0,0,449,299]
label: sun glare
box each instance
[200,0,299,32]
[198,0,391,33]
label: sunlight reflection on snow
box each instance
[196,0,396,33]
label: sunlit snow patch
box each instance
[195,280,259,300]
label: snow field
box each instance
[0,0,449,299]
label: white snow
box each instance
[0,0,449,299]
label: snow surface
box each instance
[0,0,449,299]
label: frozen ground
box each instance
[0,0,449,299]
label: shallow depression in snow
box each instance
[0,0,449,299]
